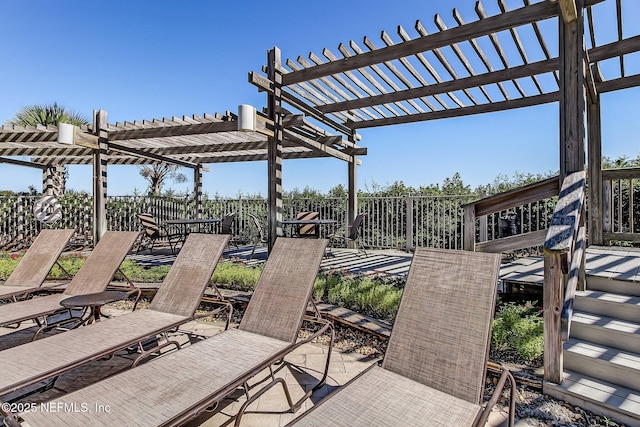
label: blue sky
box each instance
[1,0,639,197]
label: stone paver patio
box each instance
[0,304,512,426]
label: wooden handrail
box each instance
[543,170,586,384]
[464,175,560,251]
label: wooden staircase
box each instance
[544,274,640,427]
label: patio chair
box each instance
[136,213,182,255]
[328,212,367,256]
[286,248,516,427]
[248,213,268,260]
[296,211,319,237]
[219,212,239,249]
[0,229,75,301]
[0,233,230,400]
[0,231,139,338]
[5,238,333,427]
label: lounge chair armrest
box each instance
[476,365,516,427]
[193,300,234,330]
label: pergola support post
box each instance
[194,165,203,219]
[545,0,586,385]
[42,164,65,197]
[347,131,358,249]
[558,0,586,180]
[267,47,284,251]
[588,92,603,245]
[93,110,108,245]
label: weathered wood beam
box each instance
[0,156,48,169]
[475,1,527,98]
[93,110,108,244]
[348,92,558,129]
[319,57,559,114]
[552,0,578,23]
[588,34,640,63]
[453,8,511,100]
[559,0,585,180]
[282,129,356,163]
[414,21,480,105]
[395,28,457,109]
[108,142,198,169]
[267,47,284,250]
[282,0,561,85]
[107,120,237,141]
[250,71,352,136]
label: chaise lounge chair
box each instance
[4,238,332,427]
[0,229,75,301]
[0,231,139,337]
[0,233,230,400]
[287,248,516,427]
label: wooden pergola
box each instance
[250,0,639,249]
[0,109,365,244]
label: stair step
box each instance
[588,275,640,296]
[564,338,640,391]
[571,311,640,354]
[574,291,640,322]
[544,370,640,427]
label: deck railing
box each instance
[0,193,480,251]
[463,176,560,253]
[602,167,640,244]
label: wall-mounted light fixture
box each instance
[237,104,256,132]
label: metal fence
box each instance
[1,193,558,251]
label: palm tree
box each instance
[6,102,89,127]
[6,103,89,197]
[139,164,187,196]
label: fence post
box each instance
[17,196,24,244]
[463,204,475,251]
[406,196,413,251]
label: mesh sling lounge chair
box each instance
[0,229,75,301]
[0,233,230,401]
[287,248,516,427]
[136,213,182,255]
[248,213,268,260]
[296,211,319,237]
[219,212,239,249]
[328,212,367,256]
[6,238,333,427]
[0,231,139,337]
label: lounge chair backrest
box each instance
[381,248,500,405]
[347,213,366,240]
[63,231,139,296]
[239,238,327,343]
[220,213,236,234]
[137,213,160,238]
[296,211,319,236]
[249,214,266,241]
[4,229,75,288]
[149,233,229,317]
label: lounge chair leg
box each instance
[131,339,181,368]
[233,378,295,427]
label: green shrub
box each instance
[211,260,262,291]
[492,301,543,361]
[318,271,402,322]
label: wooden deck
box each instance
[130,244,640,290]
